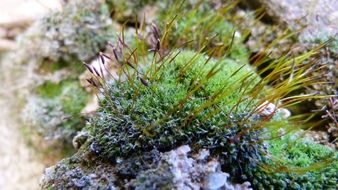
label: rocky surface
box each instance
[0,90,45,190]
[0,1,62,189]
[242,0,338,45]
[41,145,253,190]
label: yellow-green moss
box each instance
[36,80,87,115]
[250,136,338,190]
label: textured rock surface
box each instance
[40,152,117,190]
[17,0,115,62]
[243,0,338,46]
[41,145,252,189]
[1,0,115,90]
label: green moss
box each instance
[59,81,87,115]
[250,136,338,190]
[269,136,334,167]
[37,81,63,99]
[87,50,264,180]
[35,79,88,139]
[158,1,249,62]
[36,80,87,115]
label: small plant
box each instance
[81,16,327,184]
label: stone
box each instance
[205,172,229,190]
[242,0,338,47]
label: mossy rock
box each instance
[23,79,89,143]
[36,80,88,115]
[24,0,115,62]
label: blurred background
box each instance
[0,1,61,189]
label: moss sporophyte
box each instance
[78,15,337,188]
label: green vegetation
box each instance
[87,50,262,179]
[81,9,330,185]
[84,41,320,182]
[251,136,337,189]
[29,79,88,141]
[37,80,87,115]
[158,1,249,62]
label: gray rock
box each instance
[243,0,338,48]
[205,172,229,190]
[41,145,253,190]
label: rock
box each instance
[40,152,118,190]
[304,130,336,149]
[108,0,158,23]
[256,101,291,119]
[41,145,253,189]
[72,131,89,150]
[138,5,159,24]
[0,38,16,51]
[205,172,229,190]
[242,0,338,48]
[0,1,61,52]
[161,145,253,190]
[18,0,116,62]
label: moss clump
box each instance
[37,80,87,115]
[22,79,89,142]
[86,50,264,180]
[38,58,86,75]
[251,136,338,190]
